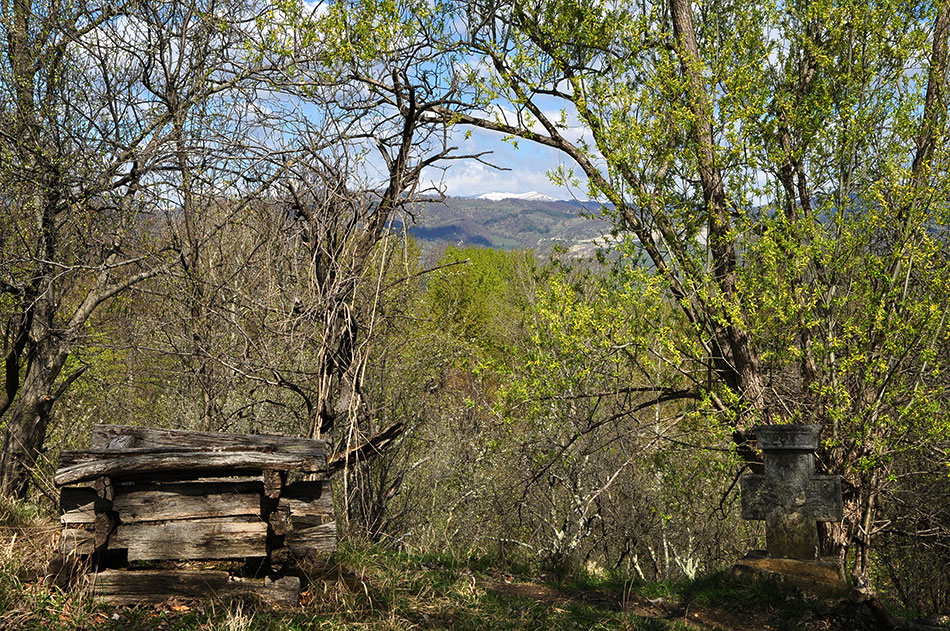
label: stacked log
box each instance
[88,570,301,607]
[54,424,337,606]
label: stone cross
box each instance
[740,425,843,560]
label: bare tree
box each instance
[0,0,290,496]
[102,2,487,530]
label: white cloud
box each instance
[302,0,329,17]
[424,151,587,200]
[421,112,593,199]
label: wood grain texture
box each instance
[60,511,114,554]
[112,482,263,523]
[271,480,333,536]
[113,474,261,486]
[89,570,300,606]
[284,521,337,556]
[55,449,327,486]
[283,480,332,502]
[61,478,113,501]
[92,512,115,549]
[105,435,139,449]
[59,487,110,525]
[92,424,324,454]
[60,528,96,556]
[109,517,267,561]
[94,477,115,502]
[281,480,333,518]
[263,470,283,499]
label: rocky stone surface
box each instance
[733,550,849,597]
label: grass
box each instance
[677,571,814,631]
[0,523,686,631]
[0,498,892,631]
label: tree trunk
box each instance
[0,367,56,498]
[0,296,73,498]
[668,0,769,427]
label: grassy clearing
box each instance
[0,536,687,631]
[0,500,899,631]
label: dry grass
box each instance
[0,498,897,631]
[0,496,99,631]
[0,506,681,631]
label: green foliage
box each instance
[424,246,536,360]
[450,0,950,595]
[374,244,749,577]
[0,496,44,530]
[494,254,750,574]
[457,0,950,431]
[3,0,948,619]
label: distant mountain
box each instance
[403,195,612,258]
[475,191,558,202]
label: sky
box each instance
[249,0,596,202]
[420,97,596,201]
[424,126,587,200]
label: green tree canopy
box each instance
[437,0,950,579]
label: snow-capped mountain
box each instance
[475,191,558,202]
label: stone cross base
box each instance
[733,550,849,597]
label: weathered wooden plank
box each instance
[92,476,115,502]
[113,474,262,486]
[61,528,97,556]
[270,480,332,536]
[105,434,139,449]
[112,482,263,523]
[94,477,115,501]
[281,480,333,517]
[283,480,333,501]
[284,521,337,556]
[60,510,115,554]
[62,477,114,500]
[269,506,291,536]
[89,570,300,606]
[60,487,110,525]
[61,506,98,526]
[92,424,324,454]
[109,517,268,561]
[263,469,283,499]
[55,449,327,486]
[92,512,115,549]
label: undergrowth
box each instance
[0,499,921,631]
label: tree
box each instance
[0,0,479,502]
[87,1,489,527]
[487,255,744,576]
[425,245,535,357]
[0,0,291,496]
[442,0,950,582]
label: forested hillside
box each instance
[405,196,611,255]
[1,0,949,628]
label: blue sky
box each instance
[423,111,592,201]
